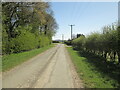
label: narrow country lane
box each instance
[2,44,83,88]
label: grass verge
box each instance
[66,46,120,88]
[2,44,55,72]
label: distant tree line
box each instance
[64,34,85,45]
[70,23,120,63]
[2,2,58,54]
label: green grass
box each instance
[2,44,55,72]
[66,47,120,88]
[0,56,2,72]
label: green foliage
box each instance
[72,36,85,50]
[2,26,52,54]
[52,40,60,43]
[2,26,9,54]
[72,23,119,63]
[64,40,72,45]
[2,44,54,71]
[2,2,58,54]
[10,28,38,53]
[67,47,120,88]
[68,22,120,88]
[39,34,51,47]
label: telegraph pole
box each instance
[62,34,64,43]
[69,25,75,40]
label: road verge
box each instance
[2,44,55,72]
[66,46,119,88]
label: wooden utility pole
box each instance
[69,25,75,40]
[62,34,64,42]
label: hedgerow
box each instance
[72,23,120,63]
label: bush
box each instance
[2,26,52,54]
[71,23,119,63]
[72,36,85,50]
[39,34,51,47]
[64,40,72,45]
[10,29,38,53]
[52,40,60,43]
[2,26,9,54]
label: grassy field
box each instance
[2,44,55,72]
[66,47,120,88]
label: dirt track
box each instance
[2,44,83,88]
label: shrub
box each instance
[72,36,85,50]
[10,29,38,53]
[64,40,72,45]
[71,23,119,63]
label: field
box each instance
[67,46,120,88]
[2,44,55,72]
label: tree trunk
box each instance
[104,51,107,59]
[113,52,116,60]
[118,52,120,64]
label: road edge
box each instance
[2,44,56,76]
[64,45,84,88]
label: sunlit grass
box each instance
[2,44,55,72]
[67,47,119,88]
